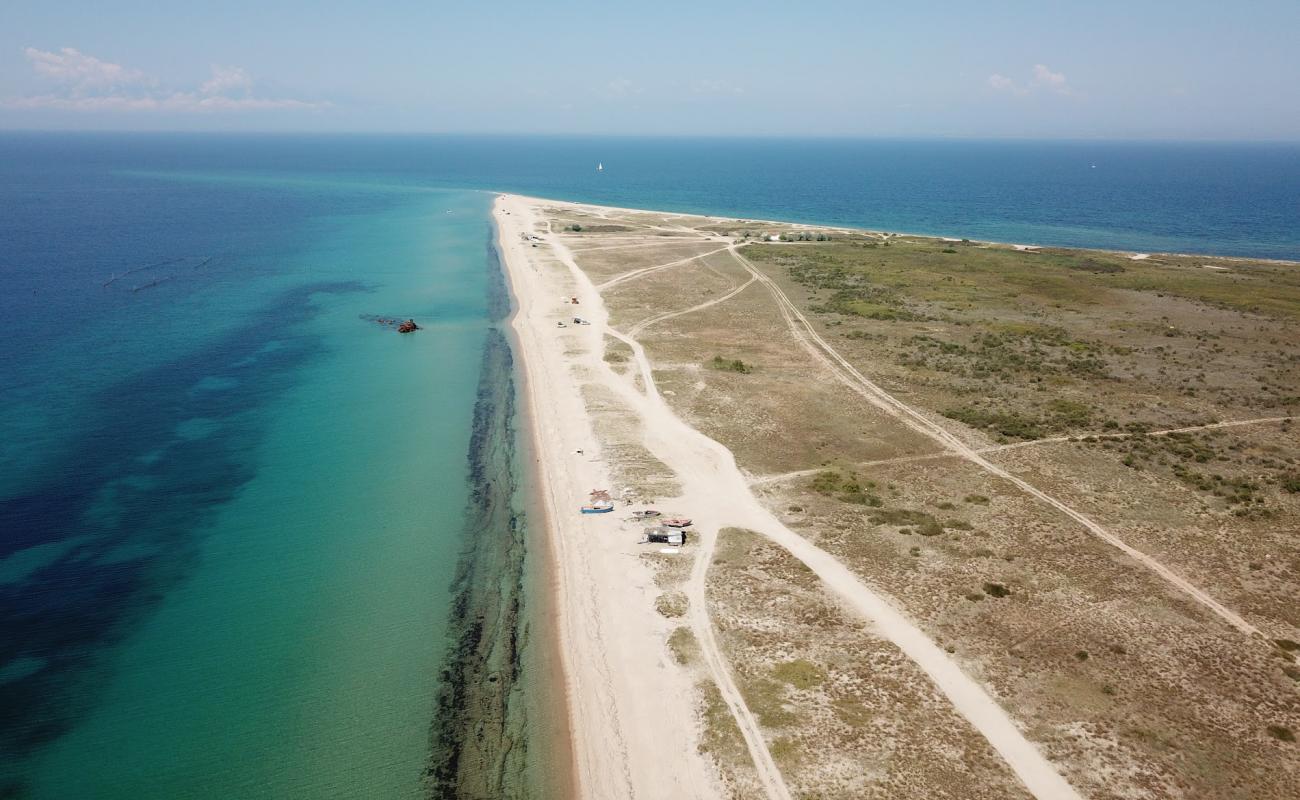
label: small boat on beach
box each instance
[632,509,662,519]
[663,518,692,528]
[581,501,614,514]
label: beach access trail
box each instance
[495,194,1084,800]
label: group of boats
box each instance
[581,489,615,514]
[579,489,693,551]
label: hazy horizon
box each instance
[6,129,1300,144]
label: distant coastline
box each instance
[486,191,1300,267]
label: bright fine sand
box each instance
[494,194,1083,800]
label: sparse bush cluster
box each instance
[1063,257,1126,274]
[772,659,826,690]
[1091,429,1288,515]
[771,231,831,242]
[869,508,945,537]
[667,627,698,665]
[901,328,1108,380]
[655,592,688,618]
[784,259,926,322]
[943,397,1097,440]
[708,355,753,374]
[810,471,882,507]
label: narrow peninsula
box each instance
[495,193,1300,800]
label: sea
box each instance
[1,132,1297,799]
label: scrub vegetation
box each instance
[547,201,1300,798]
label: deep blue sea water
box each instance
[0,132,1297,797]
[6,132,1297,260]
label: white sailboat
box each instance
[597,162,603,172]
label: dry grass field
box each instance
[535,200,1300,798]
[705,527,1032,799]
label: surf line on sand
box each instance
[423,227,573,800]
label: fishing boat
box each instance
[581,501,614,514]
[632,509,662,519]
[663,518,692,528]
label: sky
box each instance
[2,0,1299,139]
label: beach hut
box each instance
[642,526,686,546]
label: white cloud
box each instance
[7,93,323,112]
[200,65,253,96]
[23,47,150,91]
[606,78,638,97]
[1031,63,1070,93]
[7,47,325,112]
[987,64,1071,97]
[692,79,745,96]
[988,73,1018,92]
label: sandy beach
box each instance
[497,196,727,799]
[494,194,1090,800]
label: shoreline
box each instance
[494,197,607,797]
[494,195,728,799]
[487,190,1300,266]
[421,220,575,799]
[499,232,580,800]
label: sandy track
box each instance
[627,277,757,337]
[681,473,796,800]
[728,244,1265,641]
[750,416,1292,486]
[567,239,704,254]
[597,245,732,291]
[987,415,1292,453]
[517,197,1084,800]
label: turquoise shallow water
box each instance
[0,159,500,796]
[33,196,490,798]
